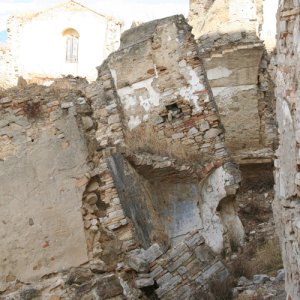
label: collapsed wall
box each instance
[0,16,243,299]
[274,1,300,299]
[189,0,277,163]
[105,15,243,253]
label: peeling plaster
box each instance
[200,166,244,253]
[128,115,142,130]
[112,77,161,129]
[179,61,205,113]
[212,85,256,97]
[207,67,233,80]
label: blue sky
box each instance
[0,0,189,42]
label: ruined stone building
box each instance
[0,0,300,299]
[0,0,122,88]
[189,0,278,163]
[0,14,246,299]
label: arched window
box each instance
[62,28,79,63]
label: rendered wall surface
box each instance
[0,1,122,87]
[0,83,89,283]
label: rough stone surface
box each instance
[253,274,271,285]
[107,15,244,253]
[0,14,252,300]
[0,82,89,282]
[274,1,300,299]
[189,0,277,162]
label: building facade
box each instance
[0,0,122,87]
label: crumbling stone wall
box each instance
[188,0,277,162]
[197,35,276,162]
[274,1,300,298]
[1,16,243,300]
[104,15,244,253]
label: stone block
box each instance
[253,274,270,284]
[108,209,125,219]
[150,265,164,279]
[82,116,94,131]
[95,274,123,298]
[156,275,182,297]
[172,132,185,140]
[108,114,120,124]
[196,261,228,285]
[85,193,98,205]
[135,277,155,288]
[142,243,163,263]
[204,128,219,139]
[185,232,205,248]
[19,287,40,300]
[188,127,198,135]
[128,255,149,273]
[61,102,74,109]
[157,272,173,286]
[199,120,210,132]
[169,242,189,260]
[66,268,93,285]
[90,259,107,274]
[167,251,192,272]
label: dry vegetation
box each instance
[208,276,234,300]
[237,292,264,300]
[124,124,207,162]
[23,100,42,119]
[230,238,283,279]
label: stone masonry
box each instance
[0,16,243,299]
[274,0,300,299]
[189,0,277,163]
[104,15,244,253]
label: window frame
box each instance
[62,28,79,64]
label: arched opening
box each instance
[62,28,79,63]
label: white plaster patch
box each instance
[116,77,160,112]
[211,85,256,97]
[110,69,117,87]
[207,67,233,80]
[200,166,244,253]
[128,115,141,130]
[179,61,205,113]
[153,64,158,78]
[122,94,137,110]
[140,97,151,112]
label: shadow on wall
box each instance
[196,29,276,157]
[108,154,244,254]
